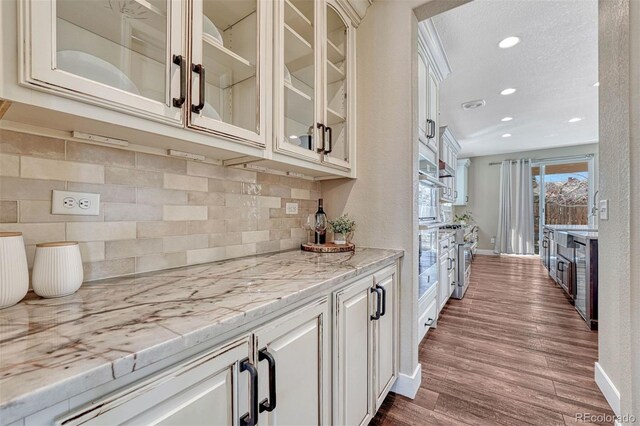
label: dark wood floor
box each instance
[371,255,614,426]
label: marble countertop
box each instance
[567,231,599,241]
[543,224,598,231]
[0,247,402,423]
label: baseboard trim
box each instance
[391,364,421,398]
[476,249,497,256]
[594,362,620,416]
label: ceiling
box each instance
[431,0,598,158]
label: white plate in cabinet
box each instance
[23,0,186,125]
[274,0,356,173]
[188,0,269,147]
[253,298,331,426]
[57,338,251,426]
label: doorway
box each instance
[532,156,595,254]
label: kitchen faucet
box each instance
[590,190,600,218]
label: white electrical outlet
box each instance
[52,190,100,216]
[599,199,609,220]
[285,202,299,214]
[491,236,496,244]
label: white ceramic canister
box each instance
[32,241,84,298]
[0,232,29,309]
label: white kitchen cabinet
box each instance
[187,0,269,147]
[254,298,330,426]
[438,253,449,312]
[274,0,356,172]
[57,338,251,426]
[372,266,398,410]
[448,246,457,298]
[23,0,186,125]
[454,159,471,206]
[439,127,461,203]
[334,265,398,425]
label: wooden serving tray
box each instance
[301,243,355,253]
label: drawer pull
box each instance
[425,317,434,326]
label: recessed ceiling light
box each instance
[500,88,517,95]
[288,135,298,139]
[593,81,600,87]
[502,133,512,138]
[568,117,583,123]
[501,117,513,122]
[461,99,486,110]
[498,36,520,49]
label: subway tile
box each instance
[78,241,105,263]
[209,206,268,221]
[263,184,290,198]
[242,230,270,244]
[0,201,18,223]
[0,177,65,201]
[186,220,225,235]
[256,240,282,254]
[209,232,242,247]
[19,200,103,223]
[290,228,308,239]
[225,167,257,183]
[186,247,226,265]
[225,243,256,258]
[137,221,187,238]
[257,172,280,184]
[105,167,163,188]
[187,161,225,179]
[105,238,163,259]
[224,180,243,194]
[68,183,136,203]
[0,153,19,176]
[208,178,227,193]
[136,252,187,273]
[103,203,162,221]
[259,196,282,209]
[163,205,208,221]
[226,219,257,232]
[164,173,208,192]
[187,191,224,206]
[0,223,66,245]
[0,129,65,159]
[225,193,258,208]
[67,141,135,167]
[136,188,188,205]
[162,234,209,252]
[280,238,302,250]
[270,229,292,241]
[83,258,135,281]
[25,244,35,267]
[242,182,263,196]
[136,152,186,173]
[67,222,136,242]
[21,157,104,184]
[291,188,311,200]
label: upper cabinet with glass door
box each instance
[188,0,268,147]
[274,0,355,172]
[24,0,185,124]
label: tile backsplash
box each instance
[0,129,320,281]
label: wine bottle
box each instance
[315,199,327,244]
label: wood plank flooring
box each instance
[371,255,614,426]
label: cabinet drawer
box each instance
[418,299,437,342]
[439,237,451,255]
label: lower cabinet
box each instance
[56,262,399,426]
[333,265,398,425]
[438,254,449,312]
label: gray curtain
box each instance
[494,159,535,255]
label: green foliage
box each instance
[454,211,474,223]
[329,214,356,234]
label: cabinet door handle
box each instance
[425,317,434,326]
[172,54,186,108]
[324,126,333,154]
[316,123,325,153]
[240,358,258,426]
[454,190,458,199]
[557,261,564,272]
[377,284,387,317]
[191,64,205,113]
[258,349,277,413]
[426,119,433,138]
[542,240,548,249]
[370,287,381,320]
[451,280,456,287]
[431,119,437,139]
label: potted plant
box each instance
[454,211,474,226]
[329,214,356,245]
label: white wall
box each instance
[597,0,639,420]
[458,144,598,251]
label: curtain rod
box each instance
[488,154,594,166]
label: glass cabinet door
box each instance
[321,2,351,170]
[275,0,321,161]
[189,0,266,147]
[28,0,184,123]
